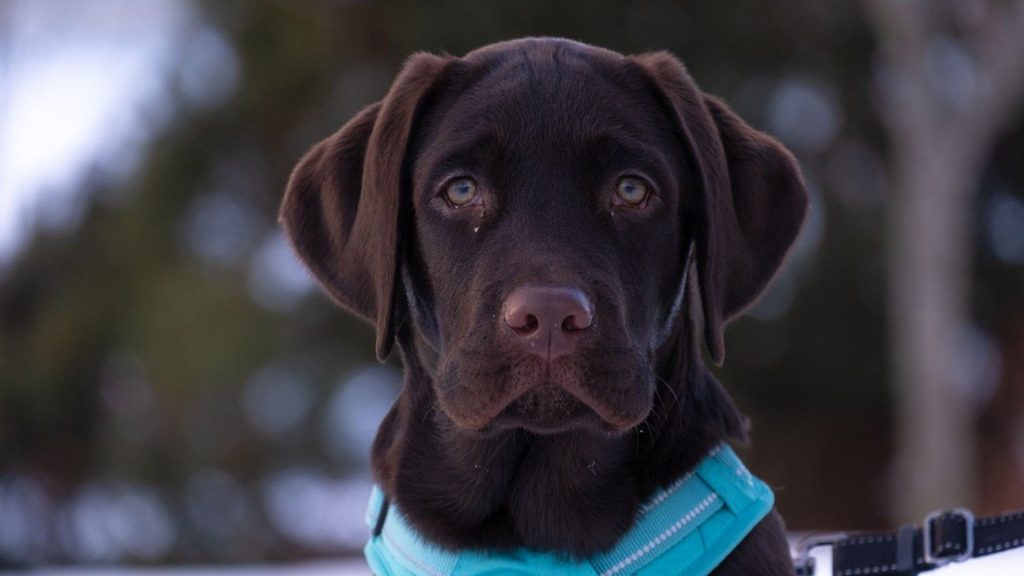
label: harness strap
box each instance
[795,509,1024,575]
[365,444,774,576]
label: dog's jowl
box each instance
[281,38,807,575]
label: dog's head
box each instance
[281,38,807,437]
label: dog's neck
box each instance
[370,310,746,557]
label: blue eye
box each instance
[444,177,479,207]
[614,176,649,206]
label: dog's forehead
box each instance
[413,39,676,185]
[465,40,621,101]
[456,42,655,130]
[461,37,623,70]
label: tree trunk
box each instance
[888,141,982,521]
[863,0,1024,523]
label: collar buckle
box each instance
[922,508,974,566]
[792,532,848,575]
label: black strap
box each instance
[796,510,1024,576]
[371,494,390,536]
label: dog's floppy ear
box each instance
[280,53,450,360]
[633,52,808,364]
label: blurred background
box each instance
[1,0,1023,568]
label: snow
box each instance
[22,546,1024,575]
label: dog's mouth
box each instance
[437,332,655,435]
[450,368,653,436]
[489,385,609,435]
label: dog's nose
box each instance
[502,286,594,361]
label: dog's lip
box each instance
[439,348,653,433]
[465,379,647,435]
[489,384,605,434]
[558,384,650,432]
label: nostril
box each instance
[505,306,540,333]
[502,285,594,348]
[563,301,594,332]
[519,314,539,334]
[561,315,586,332]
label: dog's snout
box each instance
[502,286,593,361]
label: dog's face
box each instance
[407,46,688,434]
[281,38,807,437]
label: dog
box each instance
[281,37,807,575]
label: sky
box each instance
[0,0,193,267]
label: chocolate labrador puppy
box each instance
[281,38,807,574]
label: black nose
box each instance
[502,286,594,361]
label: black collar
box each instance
[795,509,1024,575]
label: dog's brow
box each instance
[584,133,673,184]
[422,133,504,181]
[587,133,653,157]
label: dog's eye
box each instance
[444,177,480,207]
[613,176,650,207]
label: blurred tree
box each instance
[863,0,1024,521]
[0,0,1022,565]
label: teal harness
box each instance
[364,444,774,575]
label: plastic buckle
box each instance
[793,532,848,576]
[923,508,974,566]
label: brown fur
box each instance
[281,38,807,574]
